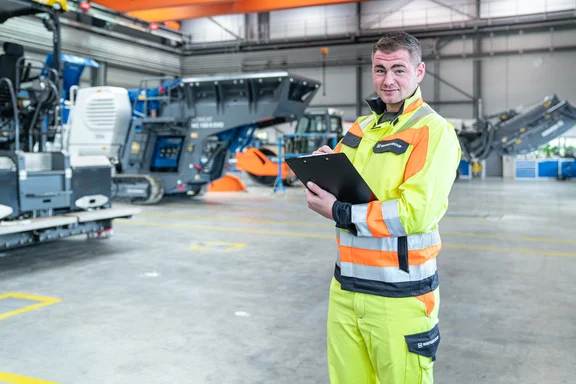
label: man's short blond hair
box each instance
[372,32,422,65]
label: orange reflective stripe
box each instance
[334,141,343,153]
[366,201,390,237]
[338,244,440,268]
[409,243,441,265]
[404,126,429,181]
[371,125,430,181]
[382,127,420,144]
[415,291,435,316]
[403,97,423,115]
[339,246,398,267]
[347,122,364,137]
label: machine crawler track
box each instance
[112,174,165,204]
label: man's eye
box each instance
[376,69,385,74]
[395,70,404,74]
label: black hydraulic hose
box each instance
[470,121,490,159]
[468,120,495,161]
[474,121,496,160]
[28,100,45,152]
[50,10,62,94]
[458,136,472,161]
[0,78,19,150]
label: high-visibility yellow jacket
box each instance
[333,87,461,308]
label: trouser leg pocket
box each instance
[404,324,440,384]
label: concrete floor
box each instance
[0,177,575,384]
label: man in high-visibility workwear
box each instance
[305,32,461,383]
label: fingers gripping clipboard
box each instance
[285,153,377,205]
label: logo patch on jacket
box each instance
[373,139,409,155]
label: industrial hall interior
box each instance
[0,0,575,383]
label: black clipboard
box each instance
[286,153,377,204]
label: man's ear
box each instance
[417,61,426,83]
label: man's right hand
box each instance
[312,145,335,155]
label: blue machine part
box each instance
[458,159,470,177]
[217,125,258,153]
[560,159,576,179]
[150,136,185,171]
[45,53,100,125]
[45,53,100,97]
[128,78,182,118]
[538,160,560,177]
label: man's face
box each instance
[372,49,425,111]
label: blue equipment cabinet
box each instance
[150,136,185,172]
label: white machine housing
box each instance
[67,86,132,158]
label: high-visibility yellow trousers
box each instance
[327,278,441,384]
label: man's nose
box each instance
[382,71,395,86]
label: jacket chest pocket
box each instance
[373,138,410,155]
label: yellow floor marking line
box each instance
[134,215,571,245]
[443,244,576,258]
[140,212,334,227]
[442,216,489,222]
[140,212,487,228]
[190,241,247,252]
[442,232,576,245]
[118,220,576,257]
[0,372,58,384]
[0,293,61,321]
[449,201,574,211]
[156,203,307,213]
[154,203,497,218]
[118,219,335,239]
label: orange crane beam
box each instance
[93,0,230,13]
[92,0,362,22]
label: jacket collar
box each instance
[364,86,423,117]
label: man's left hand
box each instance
[305,181,337,220]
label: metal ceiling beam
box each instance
[59,17,182,54]
[425,69,475,100]
[427,0,476,20]
[362,0,417,29]
[184,9,576,54]
[208,16,242,40]
[223,44,576,74]
[66,1,185,44]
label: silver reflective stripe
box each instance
[351,203,372,236]
[336,249,341,267]
[397,105,435,133]
[358,115,375,130]
[340,257,437,283]
[382,199,407,237]
[338,230,440,251]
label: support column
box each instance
[258,12,270,43]
[91,61,107,86]
[244,14,250,41]
[473,39,481,119]
[434,59,440,107]
[356,62,363,117]
[355,2,361,37]
[473,0,482,118]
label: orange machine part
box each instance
[235,148,290,178]
[208,173,247,192]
